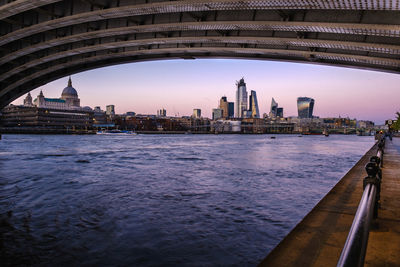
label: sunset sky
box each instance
[13,59,400,124]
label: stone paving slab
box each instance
[260,138,400,267]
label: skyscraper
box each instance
[219,96,229,119]
[297,97,315,118]
[228,102,234,118]
[235,78,248,118]
[276,107,284,118]
[193,109,201,118]
[249,90,260,118]
[269,98,278,118]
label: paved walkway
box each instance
[365,137,400,266]
[259,137,400,267]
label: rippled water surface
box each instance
[0,134,373,266]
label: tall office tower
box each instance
[235,78,248,118]
[106,105,115,116]
[219,96,229,118]
[269,98,278,118]
[297,97,315,118]
[193,109,201,118]
[276,107,284,118]
[228,102,234,118]
[249,90,260,118]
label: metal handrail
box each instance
[337,183,377,267]
[337,137,384,267]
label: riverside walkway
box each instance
[260,137,400,267]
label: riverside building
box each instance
[1,77,93,133]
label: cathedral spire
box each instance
[68,76,72,87]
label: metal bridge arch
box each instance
[1,0,400,107]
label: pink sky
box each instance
[13,59,400,124]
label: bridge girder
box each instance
[1,0,400,107]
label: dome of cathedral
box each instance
[61,77,78,98]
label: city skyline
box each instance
[12,59,400,124]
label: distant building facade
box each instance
[93,106,107,125]
[125,112,136,116]
[235,78,248,118]
[157,108,166,117]
[242,110,252,119]
[212,108,223,120]
[297,97,315,118]
[1,105,93,131]
[106,105,115,116]
[276,107,284,118]
[219,96,229,119]
[357,120,375,129]
[228,102,234,118]
[192,109,201,118]
[249,90,260,118]
[269,98,278,118]
[23,77,82,110]
[2,77,93,133]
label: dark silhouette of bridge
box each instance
[1,0,400,107]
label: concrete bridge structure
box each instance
[1,0,400,107]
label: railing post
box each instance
[364,162,381,219]
[377,137,385,168]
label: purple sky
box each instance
[14,59,400,124]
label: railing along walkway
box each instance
[363,137,400,266]
[259,137,400,267]
[337,137,384,267]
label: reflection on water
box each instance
[0,134,373,266]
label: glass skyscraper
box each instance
[297,97,315,118]
[192,109,201,118]
[228,102,234,118]
[235,78,248,118]
[249,90,260,118]
[270,98,278,118]
[276,107,283,118]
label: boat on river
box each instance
[97,130,137,135]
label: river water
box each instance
[0,134,373,266]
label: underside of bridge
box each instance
[1,0,400,107]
